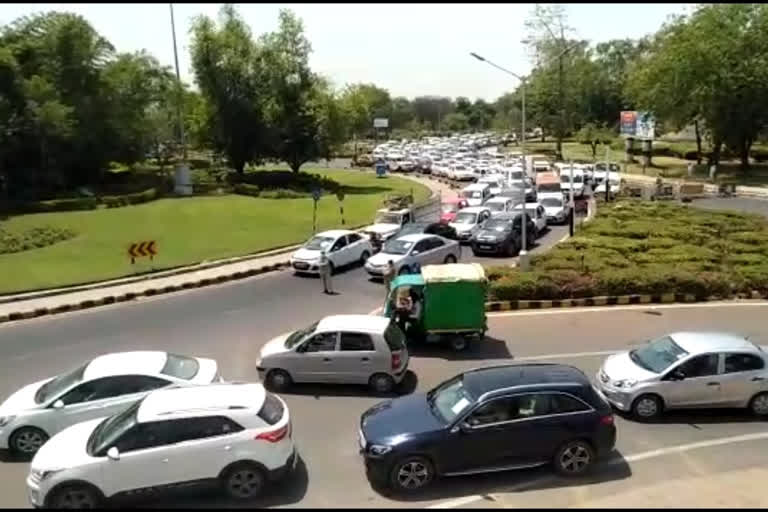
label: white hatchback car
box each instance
[290,230,373,274]
[26,383,295,508]
[0,351,220,455]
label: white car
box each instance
[290,230,373,274]
[483,196,515,218]
[560,172,586,198]
[365,234,460,276]
[450,206,492,243]
[0,351,221,455]
[512,202,547,236]
[26,383,295,508]
[594,172,622,197]
[450,164,476,181]
[539,195,569,224]
[477,175,506,196]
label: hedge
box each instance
[232,183,261,197]
[102,188,157,208]
[0,226,76,254]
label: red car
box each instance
[440,197,469,223]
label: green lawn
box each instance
[0,169,430,294]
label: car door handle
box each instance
[323,357,332,362]
[361,357,370,362]
[706,382,720,386]
[162,458,169,463]
[224,445,231,451]
[752,377,765,382]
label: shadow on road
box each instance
[133,455,309,509]
[407,336,513,361]
[0,449,32,463]
[278,369,418,399]
[616,407,765,426]
[377,451,631,503]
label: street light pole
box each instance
[568,161,575,236]
[169,3,187,162]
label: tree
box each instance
[339,83,391,138]
[390,97,414,130]
[443,112,469,132]
[576,122,614,159]
[412,96,454,131]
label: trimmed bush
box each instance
[102,188,157,208]
[233,183,261,197]
[36,197,99,212]
[0,226,76,255]
[259,189,308,199]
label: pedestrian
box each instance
[383,260,396,300]
[319,250,333,294]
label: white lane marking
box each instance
[426,431,768,509]
[488,301,768,318]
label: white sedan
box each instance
[365,234,461,277]
[290,230,373,274]
[0,351,221,455]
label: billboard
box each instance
[620,111,637,137]
[373,118,389,129]
[620,111,655,140]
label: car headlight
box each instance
[0,415,16,427]
[31,469,61,481]
[368,444,392,456]
[613,379,637,388]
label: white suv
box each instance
[27,383,295,508]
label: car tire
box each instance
[369,373,395,395]
[9,426,49,456]
[631,394,663,421]
[443,254,457,264]
[553,439,595,477]
[360,250,371,265]
[389,455,435,492]
[749,392,768,417]
[449,336,469,352]
[221,462,267,501]
[265,369,293,392]
[46,483,102,509]
[398,265,410,276]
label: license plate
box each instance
[293,262,309,270]
[480,245,492,250]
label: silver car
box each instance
[596,332,768,421]
[256,315,410,394]
[365,233,461,277]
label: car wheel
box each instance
[507,241,517,257]
[9,426,49,455]
[398,265,410,276]
[221,462,266,501]
[360,250,371,264]
[631,394,663,421]
[389,456,435,492]
[46,483,102,509]
[553,439,595,477]
[369,373,395,395]
[749,392,768,417]
[443,254,457,264]
[449,336,469,352]
[265,369,293,392]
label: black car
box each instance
[359,363,616,493]
[392,222,459,241]
[470,212,536,257]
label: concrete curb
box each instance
[485,290,768,312]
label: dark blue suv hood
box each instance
[361,393,445,444]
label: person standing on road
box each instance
[383,260,396,300]
[319,250,333,294]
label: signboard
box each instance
[635,111,656,140]
[375,162,387,178]
[620,111,637,137]
[128,240,157,264]
[373,118,389,129]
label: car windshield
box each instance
[427,376,476,424]
[485,201,506,212]
[573,175,584,183]
[628,335,690,373]
[463,190,483,199]
[560,175,571,183]
[160,353,200,380]
[453,212,477,224]
[383,239,414,255]
[87,399,141,456]
[538,183,561,193]
[510,181,526,190]
[441,204,459,214]
[305,236,334,251]
[285,321,319,349]
[375,212,402,224]
[541,197,563,207]
[34,362,88,404]
[483,219,511,231]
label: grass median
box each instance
[0,168,430,294]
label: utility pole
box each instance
[557,24,566,162]
[169,3,186,162]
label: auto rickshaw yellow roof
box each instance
[421,263,486,283]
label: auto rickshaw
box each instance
[383,263,487,351]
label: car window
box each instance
[412,239,430,253]
[331,236,348,251]
[676,353,719,378]
[347,233,361,244]
[340,332,375,351]
[466,394,550,427]
[165,416,244,445]
[302,332,338,352]
[59,376,143,405]
[115,420,174,453]
[549,393,591,414]
[724,353,765,373]
[258,393,285,425]
[161,353,200,380]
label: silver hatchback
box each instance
[257,315,409,395]
[596,331,768,420]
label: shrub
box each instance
[102,188,157,208]
[259,189,308,199]
[737,265,768,293]
[233,183,260,197]
[489,272,559,301]
[0,226,76,254]
[726,253,768,266]
[237,170,339,194]
[36,197,99,212]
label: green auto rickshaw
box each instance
[383,263,488,351]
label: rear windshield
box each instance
[258,393,284,425]
[384,323,406,351]
[161,353,200,380]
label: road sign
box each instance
[373,118,389,129]
[128,240,157,264]
[312,189,321,201]
[375,162,387,177]
[336,190,345,201]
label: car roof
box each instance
[316,314,391,334]
[316,229,354,238]
[669,332,755,353]
[485,196,510,203]
[84,351,168,380]
[458,206,490,213]
[513,202,541,208]
[463,183,490,190]
[396,233,437,243]
[136,383,266,423]
[463,363,590,399]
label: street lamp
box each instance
[469,41,581,271]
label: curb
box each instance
[485,291,768,312]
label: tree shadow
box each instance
[277,370,418,399]
[406,336,512,361]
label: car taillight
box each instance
[255,424,288,443]
[600,414,614,426]
[391,352,401,370]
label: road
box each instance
[0,196,766,508]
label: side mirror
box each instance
[411,250,420,256]
[52,400,64,409]
[107,447,120,461]
[671,369,686,381]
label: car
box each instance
[460,183,493,207]
[290,230,373,274]
[365,234,461,277]
[596,332,768,421]
[482,196,515,218]
[477,175,506,196]
[470,213,535,257]
[449,164,475,181]
[539,195,568,224]
[560,171,586,199]
[449,206,492,244]
[257,315,410,395]
[26,383,295,508]
[359,363,616,493]
[392,222,459,241]
[511,202,547,236]
[0,351,221,456]
[439,197,469,223]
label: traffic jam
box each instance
[3,135,768,508]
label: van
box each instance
[461,182,492,207]
[536,172,562,198]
